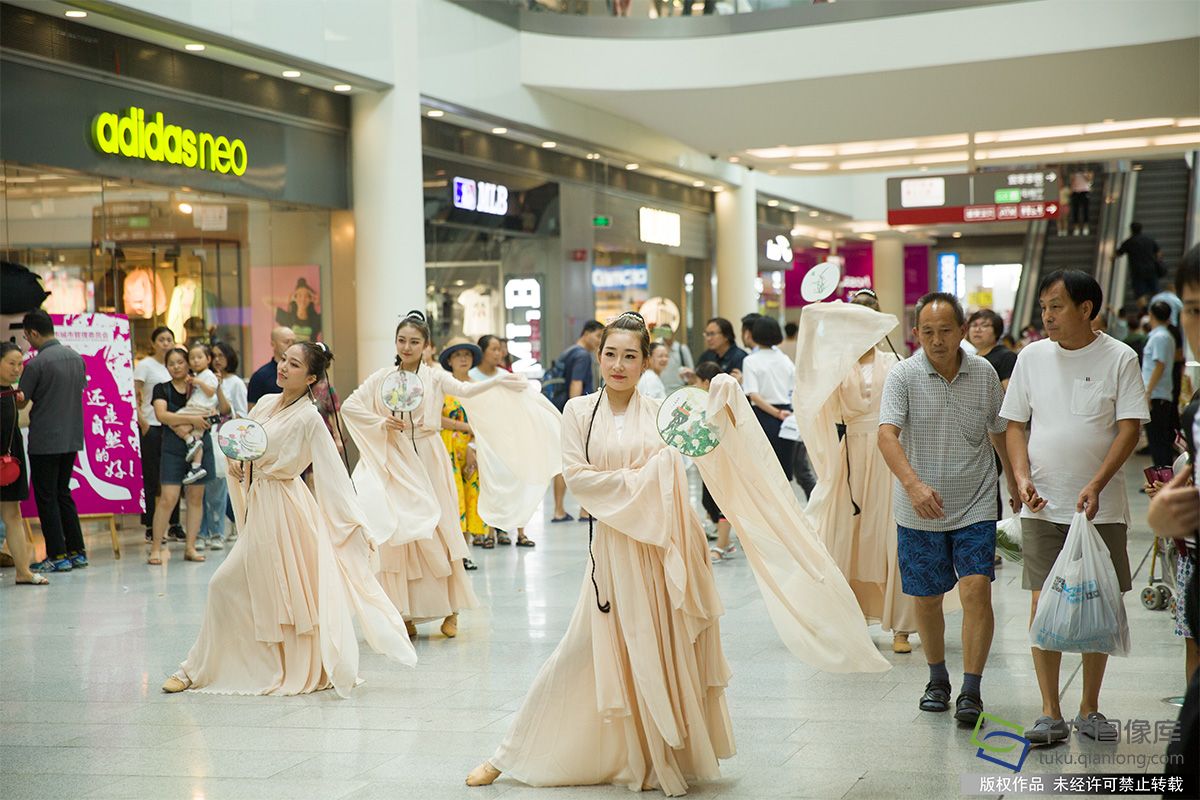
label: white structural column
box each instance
[350,8,425,380]
[872,237,906,340]
[714,170,758,321]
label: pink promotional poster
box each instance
[20,313,144,517]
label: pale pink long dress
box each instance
[794,303,935,634]
[341,364,524,623]
[177,394,416,697]
[489,381,888,797]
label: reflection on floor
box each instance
[0,461,1186,799]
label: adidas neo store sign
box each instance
[91,107,248,176]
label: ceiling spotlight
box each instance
[586,153,601,160]
[712,185,724,192]
[808,210,819,217]
[178,202,193,214]
[64,10,87,17]
[728,156,740,163]
[184,43,206,52]
[282,70,302,78]
[625,163,639,170]
[491,127,508,134]
[790,205,800,212]
[426,109,444,118]
[692,180,705,187]
[541,141,557,149]
[333,84,352,92]
[766,199,779,207]
[952,231,963,239]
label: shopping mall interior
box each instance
[0,1,1198,798]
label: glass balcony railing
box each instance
[456,0,1020,31]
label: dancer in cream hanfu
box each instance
[341,311,558,639]
[162,342,416,697]
[467,312,889,797]
[793,293,938,654]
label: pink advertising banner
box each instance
[247,265,323,370]
[20,314,144,517]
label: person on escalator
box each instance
[1068,169,1093,236]
[1115,221,1163,303]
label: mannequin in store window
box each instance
[274,278,322,344]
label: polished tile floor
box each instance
[0,461,1187,800]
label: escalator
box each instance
[1013,157,1193,332]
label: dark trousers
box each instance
[1069,190,1089,225]
[792,438,818,497]
[29,452,85,559]
[753,404,795,482]
[140,427,178,529]
[1147,398,1179,467]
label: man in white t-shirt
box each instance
[1001,270,1148,746]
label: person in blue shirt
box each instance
[246,326,295,409]
[1143,301,1178,467]
[550,320,602,522]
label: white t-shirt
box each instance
[638,370,667,400]
[185,369,220,412]
[1000,333,1149,525]
[221,374,249,417]
[133,356,171,427]
[742,346,795,405]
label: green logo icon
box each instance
[971,712,1031,772]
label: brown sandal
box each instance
[184,552,206,562]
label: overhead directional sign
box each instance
[887,170,1061,225]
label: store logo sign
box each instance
[453,177,508,215]
[765,234,793,263]
[90,106,248,176]
[592,266,649,290]
[639,207,681,247]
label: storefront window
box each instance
[0,163,332,371]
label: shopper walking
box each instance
[161,341,416,696]
[741,316,796,480]
[20,311,87,573]
[247,326,295,409]
[1002,270,1147,745]
[134,325,183,542]
[439,337,488,559]
[1143,300,1179,467]
[0,342,46,585]
[877,292,1014,727]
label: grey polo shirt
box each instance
[878,350,1006,532]
[20,339,86,455]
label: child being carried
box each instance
[173,342,220,485]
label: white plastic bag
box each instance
[1029,512,1130,656]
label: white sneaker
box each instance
[194,539,207,551]
[207,538,225,551]
[225,531,238,543]
[182,467,208,485]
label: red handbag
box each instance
[0,394,20,487]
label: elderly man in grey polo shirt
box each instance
[878,292,1017,728]
[19,310,87,573]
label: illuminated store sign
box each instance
[90,106,248,176]
[453,177,509,215]
[764,234,793,263]
[638,207,681,247]
[591,266,649,290]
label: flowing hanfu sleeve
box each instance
[341,368,440,546]
[459,384,562,531]
[695,375,892,674]
[560,399,681,550]
[304,407,417,697]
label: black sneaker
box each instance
[145,528,154,543]
[168,525,186,542]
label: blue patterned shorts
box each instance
[897,520,997,597]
